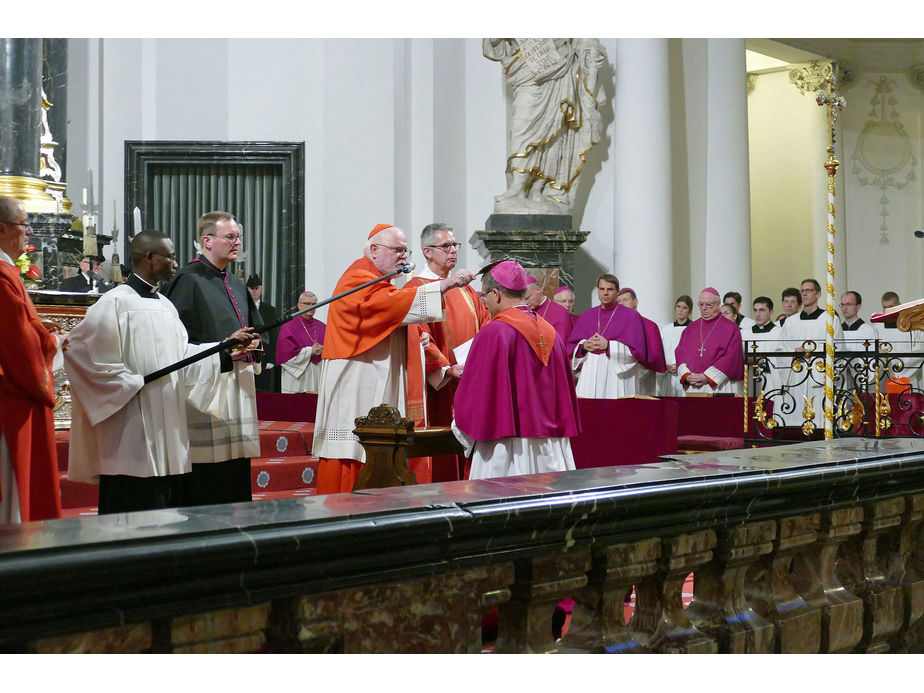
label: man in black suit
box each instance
[247,274,281,392]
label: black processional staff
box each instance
[143,261,417,384]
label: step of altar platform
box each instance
[57,455,320,511]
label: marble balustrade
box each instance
[1,438,923,653]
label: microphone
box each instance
[914,230,924,238]
[400,261,416,274]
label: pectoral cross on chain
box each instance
[698,345,705,356]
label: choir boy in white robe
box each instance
[658,295,692,396]
[837,291,879,392]
[778,278,844,427]
[742,296,784,397]
[65,231,257,514]
[777,288,802,327]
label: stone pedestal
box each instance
[470,214,589,292]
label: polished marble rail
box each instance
[1,437,923,653]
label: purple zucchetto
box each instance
[490,260,529,291]
[555,285,572,294]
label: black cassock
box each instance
[164,254,263,506]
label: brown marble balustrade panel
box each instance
[154,603,271,654]
[31,623,151,654]
[268,563,514,654]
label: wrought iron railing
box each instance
[743,338,923,443]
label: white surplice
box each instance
[740,322,786,396]
[64,285,227,483]
[312,281,443,463]
[778,309,845,427]
[572,340,645,398]
[657,321,689,396]
[280,347,323,393]
[451,421,576,479]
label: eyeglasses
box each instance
[477,289,496,304]
[151,252,177,262]
[208,233,243,244]
[698,302,719,308]
[376,244,411,257]
[2,220,31,229]
[427,242,461,252]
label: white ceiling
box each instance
[746,39,924,74]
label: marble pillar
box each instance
[612,38,674,323]
[703,39,752,306]
[470,214,588,294]
[0,38,62,212]
[42,39,69,184]
[0,38,76,287]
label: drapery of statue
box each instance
[484,38,607,215]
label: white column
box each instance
[612,38,673,323]
[703,38,752,306]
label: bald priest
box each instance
[452,260,581,479]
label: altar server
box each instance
[778,279,844,426]
[65,231,256,514]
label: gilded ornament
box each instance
[791,61,834,96]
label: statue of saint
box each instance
[484,38,607,215]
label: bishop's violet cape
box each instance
[277,317,326,365]
[640,316,667,372]
[674,315,745,381]
[566,304,649,362]
[454,306,581,441]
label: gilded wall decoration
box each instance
[850,76,917,245]
[789,61,834,95]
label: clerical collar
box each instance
[417,266,442,281]
[127,273,160,298]
[673,319,689,327]
[194,253,227,277]
[800,307,824,320]
[842,317,865,331]
[752,322,775,333]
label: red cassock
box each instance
[0,261,61,520]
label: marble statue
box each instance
[484,38,607,215]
